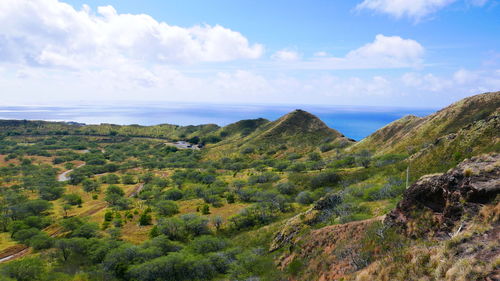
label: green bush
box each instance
[189,235,228,254]
[295,191,314,205]
[155,200,179,217]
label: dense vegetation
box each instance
[0,91,498,280]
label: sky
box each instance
[0,0,499,107]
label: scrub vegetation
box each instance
[0,91,498,280]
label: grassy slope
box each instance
[0,119,220,140]
[351,91,500,155]
[207,109,353,158]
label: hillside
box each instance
[351,91,499,154]
[0,92,498,281]
[0,119,220,140]
[207,109,354,158]
[349,91,500,177]
[273,153,499,280]
[218,118,270,139]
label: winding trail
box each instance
[57,163,85,182]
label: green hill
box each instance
[351,91,499,154]
[207,109,354,157]
[0,119,220,140]
[349,91,500,176]
[218,118,270,139]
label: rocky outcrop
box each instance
[385,153,500,238]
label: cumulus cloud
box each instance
[356,0,457,20]
[292,34,424,69]
[0,0,263,69]
[271,49,301,61]
[346,34,424,66]
[402,68,500,93]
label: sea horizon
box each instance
[0,104,437,141]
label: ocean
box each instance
[0,104,436,141]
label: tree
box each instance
[29,233,52,250]
[82,179,100,193]
[63,193,83,206]
[39,186,65,201]
[163,188,183,201]
[190,235,227,254]
[139,213,152,226]
[1,257,46,281]
[121,174,136,185]
[101,174,120,184]
[63,204,72,218]
[155,200,179,217]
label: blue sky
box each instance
[0,0,498,107]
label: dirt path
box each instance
[127,183,144,198]
[58,163,85,182]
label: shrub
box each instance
[296,191,314,205]
[248,172,280,185]
[310,171,340,188]
[320,143,335,152]
[82,179,100,193]
[121,174,136,185]
[155,200,179,217]
[288,163,306,173]
[229,203,278,231]
[1,257,46,281]
[29,233,53,250]
[163,188,184,201]
[226,193,236,204]
[276,182,297,195]
[241,147,255,154]
[64,193,83,206]
[201,204,210,215]
[190,235,228,254]
[139,213,152,226]
[101,174,120,184]
[104,211,114,222]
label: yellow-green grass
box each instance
[0,233,17,251]
[177,199,250,226]
[359,200,394,217]
[120,220,153,245]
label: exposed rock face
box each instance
[385,153,500,237]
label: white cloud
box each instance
[453,68,478,84]
[356,0,457,20]
[290,34,424,70]
[401,72,451,91]
[0,0,263,69]
[271,49,300,61]
[346,34,424,66]
[402,68,500,93]
[314,51,329,57]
